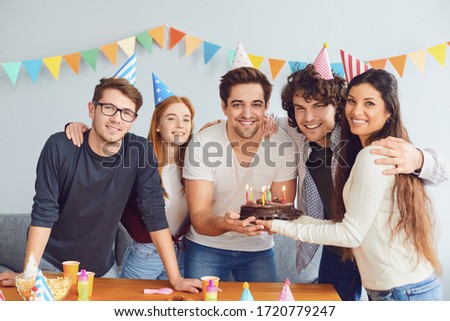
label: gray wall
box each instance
[1,0,449,298]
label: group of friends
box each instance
[0,43,448,301]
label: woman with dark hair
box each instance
[258,68,443,301]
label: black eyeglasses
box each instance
[92,101,138,122]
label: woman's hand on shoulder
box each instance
[65,122,89,147]
[199,119,224,132]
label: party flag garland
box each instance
[1,24,448,87]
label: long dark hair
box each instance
[334,69,440,272]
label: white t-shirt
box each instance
[183,121,298,251]
[162,163,189,237]
[272,146,433,290]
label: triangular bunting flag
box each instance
[389,54,407,77]
[149,25,165,49]
[248,54,264,69]
[23,59,42,83]
[288,61,307,73]
[268,58,286,80]
[169,27,186,50]
[100,43,119,65]
[368,59,387,70]
[330,62,345,78]
[427,43,446,67]
[81,48,99,71]
[42,56,62,80]
[2,62,21,85]
[340,49,370,83]
[33,269,55,301]
[63,52,81,75]
[114,53,137,86]
[408,50,426,73]
[118,36,136,58]
[185,35,203,57]
[137,31,153,54]
[203,41,221,64]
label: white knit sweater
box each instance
[272,146,433,290]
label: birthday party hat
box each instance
[230,41,253,70]
[340,49,371,83]
[239,282,254,301]
[152,73,174,106]
[114,53,137,86]
[33,269,55,301]
[278,278,295,301]
[23,252,38,279]
[313,43,333,80]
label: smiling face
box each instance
[345,83,391,146]
[157,102,192,146]
[222,83,269,141]
[88,88,137,155]
[293,93,336,147]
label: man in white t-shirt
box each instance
[183,67,298,282]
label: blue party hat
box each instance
[239,282,254,301]
[152,73,174,106]
[114,53,137,86]
[33,269,55,301]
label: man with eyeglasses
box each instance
[0,77,201,293]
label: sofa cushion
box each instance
[0,213,30,272]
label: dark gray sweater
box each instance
[31,131,167,276]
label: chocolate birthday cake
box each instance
[240,197,301,221]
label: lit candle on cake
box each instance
[262,186,266,206]
[282,185,286,204]
[267,187,272,202]
[245,184,249,204]
[249,187,253,203]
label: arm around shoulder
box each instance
[417,148,450,185]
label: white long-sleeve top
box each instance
[272,146,433,290]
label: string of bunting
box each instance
[1,24,448,86]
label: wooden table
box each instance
[1,278,340,301]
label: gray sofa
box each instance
[0,213,302,282]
